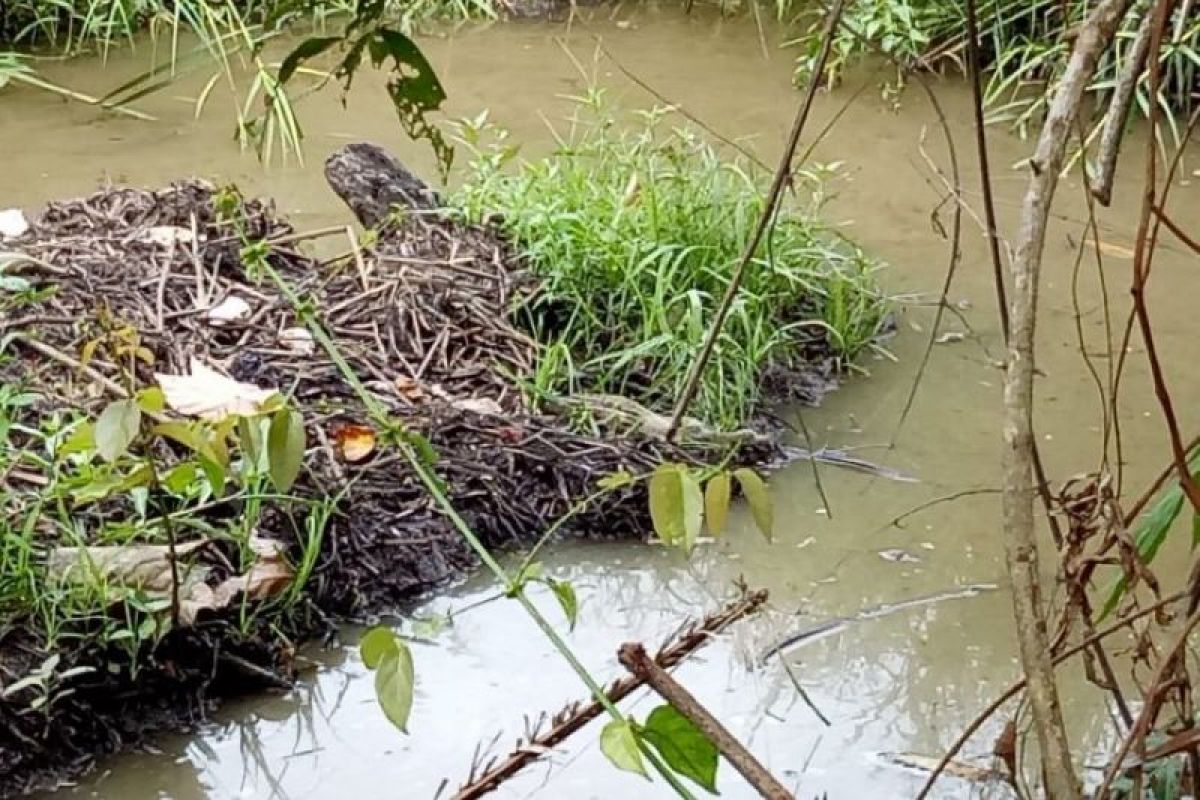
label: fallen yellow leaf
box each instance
[333,423,377,463]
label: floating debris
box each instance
[0,208,29,238]
[878,548,921,563]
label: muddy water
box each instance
[5,5,1200,798]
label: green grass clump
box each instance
[451,93,888,430]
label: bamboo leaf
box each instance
[704,472,731,537]
[95,400,141,462]
[600,719,647,778]
[734,468,773,541]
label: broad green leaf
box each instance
[162,462,200,494]
[71,471,129,504]
[598,470,634,490]
[58,422,95,457]
[197,452,227,498]
[546,578,579,630]
[267,408,305,493]
[734,468,773,541]
[116,463,153,493]
[374,640,415,733]
[360,626,400,669]
[135,386,165,414]
[641,704,719,794]
[507,561,543,596]
[649,464,703,552]
[600,719,647,779]
[237,417,266,473]
[704,472,731,537]
[368,28,454,178]
[95,400,141,462]
[152,421,205,453]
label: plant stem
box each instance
[663,0,848,442]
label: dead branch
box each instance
[965,0,1009,334]
[451,588,768,800]
[617,642,793,800]
[1000,0,1135,797]
[1091,0,1154,205]
[1126,0,1200,515]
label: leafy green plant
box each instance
[359,627,416,732]
[0,653,95,717]
[1098,446,1200,619]
[648,462,772,555]
[452,95,888,430]
[602,704,720,793]
[1,0,467,168]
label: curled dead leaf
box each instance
[393,375,425,403]
[47,534,293,626]
[206,295,252,326]
[156,359,278,421]
[332,422,377,462]
[278,327,315,355]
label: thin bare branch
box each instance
[1091,0,1154,205]
[664,0,848,442]
[999,0,1136,796]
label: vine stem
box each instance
[263,264,696,799]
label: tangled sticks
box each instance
[0,143,784,792]
[4,144,782,610]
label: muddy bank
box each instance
[0,143,833,794]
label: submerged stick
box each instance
[999,0,1135,797]
[451,589,768,800]
[618,642,793,800]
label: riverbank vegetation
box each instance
[6,0,1199,170]
[787,0,1200,141]
[452,94,887,429]
[0,104,874,787]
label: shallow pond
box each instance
[4,4,1200,798]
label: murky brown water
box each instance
[5,5,1200,798]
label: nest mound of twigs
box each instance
[0,144,781,793]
